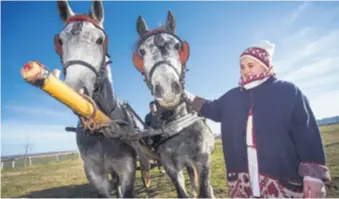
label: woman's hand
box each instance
[304,176,326,198]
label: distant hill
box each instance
[317,115,339,126]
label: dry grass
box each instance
[1,124,339,198]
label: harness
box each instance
[132,27,193,114]
[55,16,203,150]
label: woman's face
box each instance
[240,56,266,79]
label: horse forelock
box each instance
[134,26,168,50]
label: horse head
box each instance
[55,0,112,97]
[55,0,116,117]
[133,11,190,110]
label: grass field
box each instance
[2,124,339,198]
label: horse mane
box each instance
[105,55,113,86]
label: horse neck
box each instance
[158,102,188,123]
[105,56,113,86]
[104,55,117,99]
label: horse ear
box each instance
[57,0,75,23]
[166,10,176,33]
[136,16,149,36]
[90,0,104,27]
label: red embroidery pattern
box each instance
[238,72,274,86]
[240,47,270,67]
[228,172,303,198]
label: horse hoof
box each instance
[141,170,152,188]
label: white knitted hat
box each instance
[240,40,275,70]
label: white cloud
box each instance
[4,104,75,119]
[1,102,81,155]
[277,32,339,119]
[256,2,339,119]
[308,90,339,119]
[1,120,78,156]
[287,1,310,25]
[281,57,339,88]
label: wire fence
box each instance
[1,152,80,170]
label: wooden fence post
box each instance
[56,154,59,162]
[29,157,32,166]
[12,161,15,168]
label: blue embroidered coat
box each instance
[198,76,330,191]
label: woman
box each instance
[184,40,331,198]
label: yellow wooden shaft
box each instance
[21,61,111,125]
[42,74,112,125]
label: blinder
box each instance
[132,29,190,74]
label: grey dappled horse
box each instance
[55,0,137,197]
[132,11,216,198]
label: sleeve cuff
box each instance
[299,162,331,182]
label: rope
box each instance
[78,92,110,132]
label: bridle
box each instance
[132,28,192,111]
[132,28,189,72]
[54,15,116,123]
[54,15,110,83]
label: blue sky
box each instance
[2,1,339,156]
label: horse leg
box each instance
[84,162,112,198]
[195,155,215,198]
[118,165,136,198]
[186,166,198,198]
[111,171,123,198]
[162,162,189,198]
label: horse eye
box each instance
[96,37,103,45]
[174,43,180,50]
[138,48,146,56]
[58,38,63,45]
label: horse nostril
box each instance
[154,84,164,98]
[171,81,182,94]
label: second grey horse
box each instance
[132,11,216,198]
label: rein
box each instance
[68,56,115,132]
